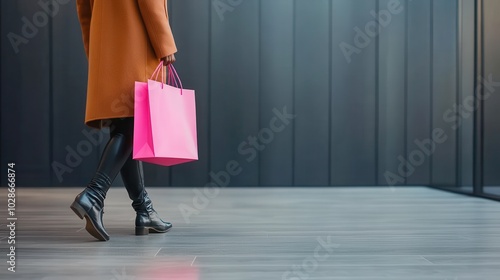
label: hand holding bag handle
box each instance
[150,62,183,94]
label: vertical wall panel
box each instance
[406,0,432,185]
[294,0,330,186]
[458,0,475,188]
[377,0,407,185]
[169,0,211,187]
[51,0,100,187]
[432,0,458,186]
[210,0,260,186]
[1,0,51,186]
[331,0,377,185]
[259,0,294,185]
[482,0,500,186]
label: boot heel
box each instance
[135,227,149,236]
[70,201,85,220]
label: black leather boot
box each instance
[70,172,112,241]
[121,155,172,235]
[71,118,134,241]
[134,191,172,235]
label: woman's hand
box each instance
[161,54,176,66]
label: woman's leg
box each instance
[121,151,172,235]
[70,118,134,241]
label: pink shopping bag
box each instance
[133,62,198,166]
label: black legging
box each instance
[88,117,142,200]
[99,118,134,177]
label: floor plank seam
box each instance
[420,256,435,265]
[154,248,162,257]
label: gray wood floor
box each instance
[1,187,500,280]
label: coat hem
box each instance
[85,114,134,130]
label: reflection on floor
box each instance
[1,187,500,279]
[483,186,500,196]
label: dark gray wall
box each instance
[457,0,475,188]
[483,0,500,187]
[1,0,470,187]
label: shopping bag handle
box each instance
[151,62,165,85]
[168,65,184,92]
[150,62,184,95]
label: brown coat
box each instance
[76,0,177,129]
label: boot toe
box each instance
[71,192,110,241]
[135,219,172,235]
[149,222,172,233]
